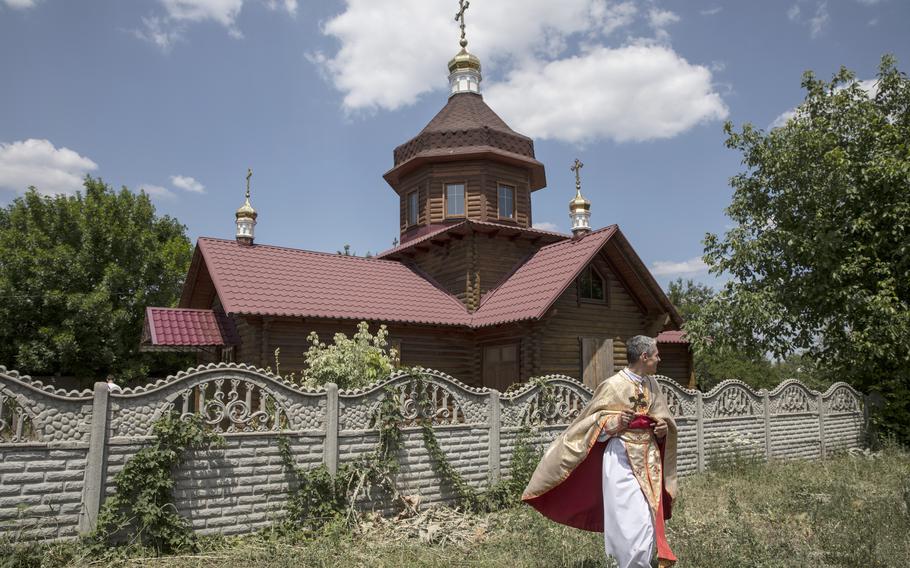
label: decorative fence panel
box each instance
[0,364,867,542]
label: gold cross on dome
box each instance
[455,0,470,47]
[245,168,253,199]
[570,158,584,191]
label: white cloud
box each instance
[133,16,184,52]
[140,184,176,199]
[787,4,801,21]
[264,0,296,16]
[648,8,679,29]
[3,0,39,8]
[856,0,882,5]
[313,0,646,112]
[769,109,797,129]
[170,174,205,193]
[809,1,829,38]
[0,139,98,195]
[135,0,297,50]
[601,2,638,35]
[650,257,708,277]
[700,7,722,16]
[160,0,244,27]
[485,45,728,144]
[532,221,561,233]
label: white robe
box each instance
[601,436,655,568]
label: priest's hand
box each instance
[653,419,668,439]
[619,409,635,429]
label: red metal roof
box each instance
[144,307,239,346]
[197,238,472,326]
[656,330,688,344]
[471,226,618,327]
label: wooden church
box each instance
[140,21,693,390]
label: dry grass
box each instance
[4,446,909,568]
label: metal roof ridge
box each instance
[197,236,405,265]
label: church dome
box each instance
[386,92,546,190]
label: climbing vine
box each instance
[278,385,414,530]
[91,412,224,553]
[278,374,545,526]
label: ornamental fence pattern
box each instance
[0,364,866,542]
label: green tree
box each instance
[668,278,780,390]
[0,178,193,384]
[689,56,910,440]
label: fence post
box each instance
[695,391,705,472]
[488,390,501,481]
[762,390,772,461]
[817,393,826,459]
[324,382,339,475]
[78,382,111,534]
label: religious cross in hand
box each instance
[629,392,648,413]
[245,168,253,198]
[570,158,584,191]
[455,0,470,47]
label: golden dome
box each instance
[236,196,257,220]
[569,189,591,211]
[448,47,481,74]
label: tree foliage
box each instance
[299,322,397,389]
[0,178,193,383]
[669,278,828,391]
[688,56,910,439]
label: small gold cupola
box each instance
[569,159,591,238]
[448,0,481,96]
[235,168,257,246]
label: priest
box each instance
[522,335,678,568]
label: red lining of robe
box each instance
[524,416,675,563]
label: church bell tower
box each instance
[383,1,547,243]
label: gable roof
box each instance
[188,238,472,326]
[175,227,681,332]
[471,226,618,327]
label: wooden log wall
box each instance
[656,343,691,387]
[536,252,648,380]
[404,237,471,306]
[472,235,539,299]
[396,160,532,235]
[230,318,476,386]
[404,231,540,311]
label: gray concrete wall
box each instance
[0,364,867,542]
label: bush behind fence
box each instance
[0,363,865,541]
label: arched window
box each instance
[578,265,605,302]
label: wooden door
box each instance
[483,343,519,392]
[581,337,614,389]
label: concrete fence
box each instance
[0,363,865,542]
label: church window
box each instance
[498,184,515,219]
[407,191,419,226]
[578,265,605,302]
[446,183,465,217]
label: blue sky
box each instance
[1,0,907,290]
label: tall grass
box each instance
[3,447,908,567]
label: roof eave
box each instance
[383,148,546,191]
